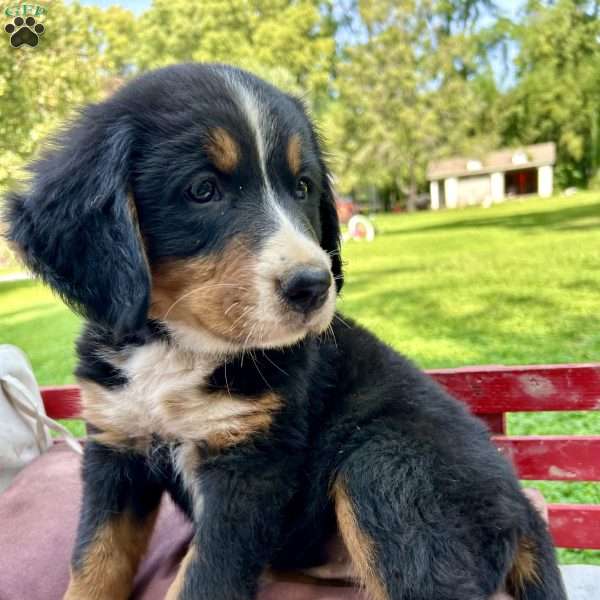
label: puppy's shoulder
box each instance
[328,314,423,386]
[326,314,484,425]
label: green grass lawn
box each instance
[1,192,599,563]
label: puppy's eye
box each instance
[295,178,310,201]
[186,178,220,203]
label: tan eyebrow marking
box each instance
[287,133,302,176]
[205,127,240,173]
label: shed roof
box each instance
[427,142,556,180]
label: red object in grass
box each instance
[335,196,359,225]
[41,363,600,550]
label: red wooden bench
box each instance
[41,363,600,551]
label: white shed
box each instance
[427,143,556,209]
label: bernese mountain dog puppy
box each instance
[4,63,565,600]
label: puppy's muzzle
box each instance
[278,267,332,314]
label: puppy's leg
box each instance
[505,501,566,600]
[331,438,513,600]
[165,459,293,600]
[64,441,163,600]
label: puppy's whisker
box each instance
[227,306,253,332]
[224,360,232,400]
[162,284,247,319]
[334,314,351,329]
[250,351,272,391]
[261,350,289,377]
[224,301,240,317]
[327,323,338,349]
[240,323,257,368]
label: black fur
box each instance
[3,63,565,600]
[5,116,150,335]
[72,440,164,571]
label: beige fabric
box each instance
[0,344,81,494]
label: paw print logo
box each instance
[4,16,45,48]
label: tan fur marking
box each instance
[149,239,257,343]
[287,134,302,176]
[164,390,281,449]
[205,127,240,173]
[332,479,388,600]
[64,509,158,600]
[506,537,540,598]
[165,544,197,600]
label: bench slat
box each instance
[430,364,600,413]
[42,364,600,420]
[549,504,600,549]
[494,436,600,481]
[41,385,81,419]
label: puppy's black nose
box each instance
[279,267,332,313]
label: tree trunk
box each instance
[406,170,418,212]
[591,105,599,178]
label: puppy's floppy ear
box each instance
[3,105,150,335]
[320,174,343,292]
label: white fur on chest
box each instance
[119,341,214,430]
[81,341,271,444]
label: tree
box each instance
[0,2,136,194]
[323,0,500,209]
[136,0,336,112]
[3,0,598,212]
[500,0,600,187]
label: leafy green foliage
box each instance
[324,0,501,208]
[136,0,336,108]
[0,1,136,195]
[500,0,600,188]
[1,0,599,201]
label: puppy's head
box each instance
[4,64,342,352]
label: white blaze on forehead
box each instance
[224,77,335,343]
[225,72,309,237]
[226,72,272,186]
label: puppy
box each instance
[4,63,566,600]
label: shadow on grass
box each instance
[342,279,600,364]
[565,278,600,292]
[0,303,60,321]
[2,305,77,339]
[381,202,600,236]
